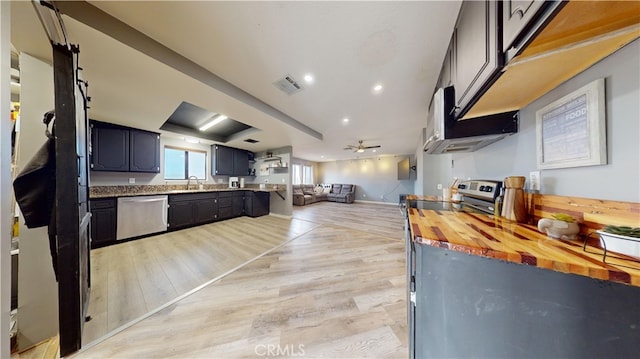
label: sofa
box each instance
[293,184,355,205]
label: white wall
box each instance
[1,2,11,356]
[318,155,415,204]
[16,53,59,349]
[419,39,640,202]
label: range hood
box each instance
[423,86,518,154]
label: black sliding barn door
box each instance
[52,43,91,356]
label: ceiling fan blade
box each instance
[364,145,381,149]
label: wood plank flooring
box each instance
[77,201,407,358]
[83,215,319,344]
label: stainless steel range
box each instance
[456,179,502,214]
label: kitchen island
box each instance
[406,197,640,358]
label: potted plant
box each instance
[597,225,640,258]
[537,213,580,240]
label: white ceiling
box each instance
[11,0,461,162]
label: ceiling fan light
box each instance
[199,114,227,131]
[357,148,365,153]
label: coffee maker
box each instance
[229,177,239,188]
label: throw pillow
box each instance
[314,185,323,194]
[322,186,331,194]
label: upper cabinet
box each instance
[502,0,553,59]
[451,0,502,118]
[129,129,161,172]
[90,120,160,173]
[211,144,252,176]
[437,0,639,120]
[90,124,129,171]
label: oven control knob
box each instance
[485,186,493,192]
[479,185,486,191]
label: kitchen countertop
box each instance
[407,200,640,287]
[90,184,286,199]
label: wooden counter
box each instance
[408,203,640,287]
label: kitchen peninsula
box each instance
[406,197,640,358]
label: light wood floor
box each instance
[76,201,407,358]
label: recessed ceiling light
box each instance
[372,83,383,94]
[372,149,377,153]
[321,155,325,159]
[342,117,349,124]
[303,73,314,84]
[185,137,200,144]
[199,114,227,131]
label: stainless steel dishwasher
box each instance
[116,195,168,240]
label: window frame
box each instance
[163,145,207,181]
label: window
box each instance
[292,164,314,185]
[164,147,206,180]
[303,165,313,185]
[292,164,302,185]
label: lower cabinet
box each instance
[245,191,270,217]
[218,192,234,220]
[168,192,219,230]
[232,191,245,217]
[90,198,117,249]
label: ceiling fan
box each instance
[344,140,381,153]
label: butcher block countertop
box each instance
[407,198,640,288]
[90,184,285,199]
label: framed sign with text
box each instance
[536,78,607,170]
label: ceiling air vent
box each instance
[273,74,303,95]
[244,138,259,143]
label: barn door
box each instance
[52,43,91,356]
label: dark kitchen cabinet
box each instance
[193,197,218,223]
[233,150,251,176]
[129,129,160,172]
[212,145,235,175]
[90,120,160,173]
[91,125,129,171]
[217,192,234,220]
[212,145,252,176]
[502,0,564,61]
[437,39,455,90]
[168,200,195,230]
[232,191,245,217]
[451,0,502,118]
[90,198,117,248]
[168,192,220,230]
[244,191,270,217]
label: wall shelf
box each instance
[256,156,282,162]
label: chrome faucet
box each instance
[186,176,200,190]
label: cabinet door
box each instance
[194,198,218,224]
[91,125,129,171]
[168,201,195,229]
[90,200,116,248]
[233,149,250,176]
[212,145,234,176]
[129,129,160,173]
[453,0,501,117]
[232,192,245,217]
[247,192,270,217]
[437,39,456,89]
[502,0,547,54]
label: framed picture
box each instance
[259,164,269,176]
[536,78,607,170]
